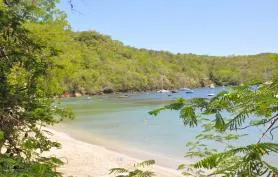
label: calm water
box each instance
[57,87,278,169]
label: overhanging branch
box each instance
[258,114,278,143]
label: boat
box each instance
[118,95,128,98]
[209,83,215,89]
[179,87,190,91]
[157,89,170,93]
[185,90,194,93]
[208,93,215,96]
[157,75,170,93]
[264,81,273,85]
[179,87,194,93]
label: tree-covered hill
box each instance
[26,22,277,96]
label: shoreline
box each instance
[44,127,183,177]
[50,124,186,169]
[60,84,218,98]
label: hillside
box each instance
[26,22,277,96]
[66,31,277,95]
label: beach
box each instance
[44,128,183,177]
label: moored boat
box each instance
[209,83,215,89]
[157,89,170,93]
[179,87,194,93]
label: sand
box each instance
[44,128,183,177]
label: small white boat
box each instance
[264,81,273,85]
[179,87,190,91]
[209,84,215,89]
[179,88,194,93]
[157,89,170,93]
[208,93,215,96]
[185,90,194,93]
[118,95,128,98]
[157,75,170,93]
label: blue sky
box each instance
[58,0,278,56]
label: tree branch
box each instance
[270,125,278,140]
[238,113,278,130]
[4,0,10,6]
[258,114,278,143]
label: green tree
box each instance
[52,30,278,95]
[150,57,278,176]
[0,0,72,176]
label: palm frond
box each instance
[226,111,249,130]
[136,160,155,168]
[109,168,129,174]
[179,106,198,127]
[215,111,226,132]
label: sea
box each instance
[55,86,278,169]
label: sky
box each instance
[58,0,278,56]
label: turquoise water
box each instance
[57,87,278,169]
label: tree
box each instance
[110,160,156,177]
[0,0,72,176]
[150,57,278,176]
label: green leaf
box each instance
[0,131,4,140]
[109,168,129,174]
[215,112,226,132]
[136,160,155,168]
[180,106,198,127]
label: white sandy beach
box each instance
[44,128,183,177]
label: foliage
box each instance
[0,154,63,177]
[28,28,278,95]
[1,0,278,176]
[0,0,72,176]
[60,32,278,94]
[150,69,278,176]
[109,160,156,177]
[7,2,276,96]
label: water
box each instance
[56,87,278,169]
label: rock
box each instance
[63,91,72,97]
[74,92,82,97]
[87,92,97,96]
[102,87,113,94]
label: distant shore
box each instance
[60,83,218,98]
[44,128,183,177]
